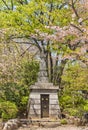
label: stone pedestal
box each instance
[28,82,60,119]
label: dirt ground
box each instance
[18,125,88,130]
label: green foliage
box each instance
[0,101,18,121]
[0,0,72,38]
[60,92,88,118]
[60,94,72,108]
[19,60,39,86]
[83,101,88,112]
[60,62,88,118]
[18,96,29,116]
[65,108,79,117]
[0,44,39,118]
[21,96,28,106]
[62,63,88,91]
[60,119,67,124]
[0,58,39,117]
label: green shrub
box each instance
[84,103,88,112]
[0,57,39,118]
[19,96,28,114]
[65,108,79,117]
[0,101,18,120]
[59,90,88,118]
[60,119,67,124]
[60,94,72,108]
[21,96,28,105]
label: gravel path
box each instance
[18,125,88,130]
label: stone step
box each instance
[30,118,61,128]
[19,118,60,126]
[31,118,60,122]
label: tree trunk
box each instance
[53,59,68,88]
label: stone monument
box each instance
[28,53,60,119]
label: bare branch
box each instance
[70,23,84,33]
[20,45,32,57]
[17,0,24,5]
[70,0,80,18]
[1,0,10,10]
[32,38,42,52]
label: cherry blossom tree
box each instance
[0,0,88,87]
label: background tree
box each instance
[59,61,88,117]
[0,0,72,84]
[0,0,87,87]
[0,43,39,119]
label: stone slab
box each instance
[50,110,60,115]
[50,94,58,99]
[30,99,40,105]
[30,104,40,109]
[30,83,59,90]
[30,94,40,99]
[31,89,58,93]
[29,109,40,115]
[49,100,59,105]
[50,104,60,110]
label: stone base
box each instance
[28,82,60,119]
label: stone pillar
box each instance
[37,52,48,83]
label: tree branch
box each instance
[20,45,32,57]
[2,0,10,10]
[32,38,42,52]
[80,17,88,24]
[17,0,24,5]
[41,40,46,53]
[70,23,84,33]
[59,2,67,9]
[70,0,80,19]
[11,0,14,10]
